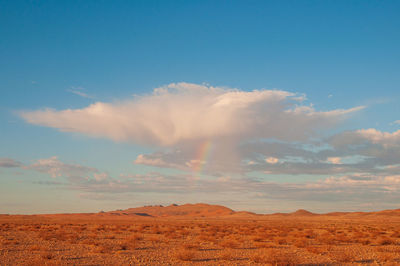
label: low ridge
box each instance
[38,204,400,218]
[291,209,316,216]
[108,203,235,218]
[102,204,400,218]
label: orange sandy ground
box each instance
[1,215,400,265]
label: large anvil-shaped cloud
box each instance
[19,82,364,146]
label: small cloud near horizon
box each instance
[0,158,22,168]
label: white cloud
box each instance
[20,82,363,146]
[20,82,366,175]
[355,128,400,146]
[24,82,400,195]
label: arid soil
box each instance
[1,204,400,265]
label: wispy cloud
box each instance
[5,154,400,212]
[24,156,99,179]
[0,158,22,168]
[30,157,400,212]
[67,87,94,99]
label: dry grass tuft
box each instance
[182,241,200,250]
[3,213,400,265]
[377,237,395,245]
[40,251,54,260]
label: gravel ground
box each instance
[1,215,400,265]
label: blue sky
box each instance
[1,0,400,214]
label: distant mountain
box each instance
[372,209,400,216]
[290,209,316,216]
[106,203,236,218]
[38,203,400,219]
[269,209,317,217]
[103,204,400,218]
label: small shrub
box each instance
[378,237,395,246]
[41,251,54,260]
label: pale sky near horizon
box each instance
[1,0,400,214]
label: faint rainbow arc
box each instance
[192,140,213,174]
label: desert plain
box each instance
[1,203,400,265]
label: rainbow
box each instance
[192,140,213,174]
